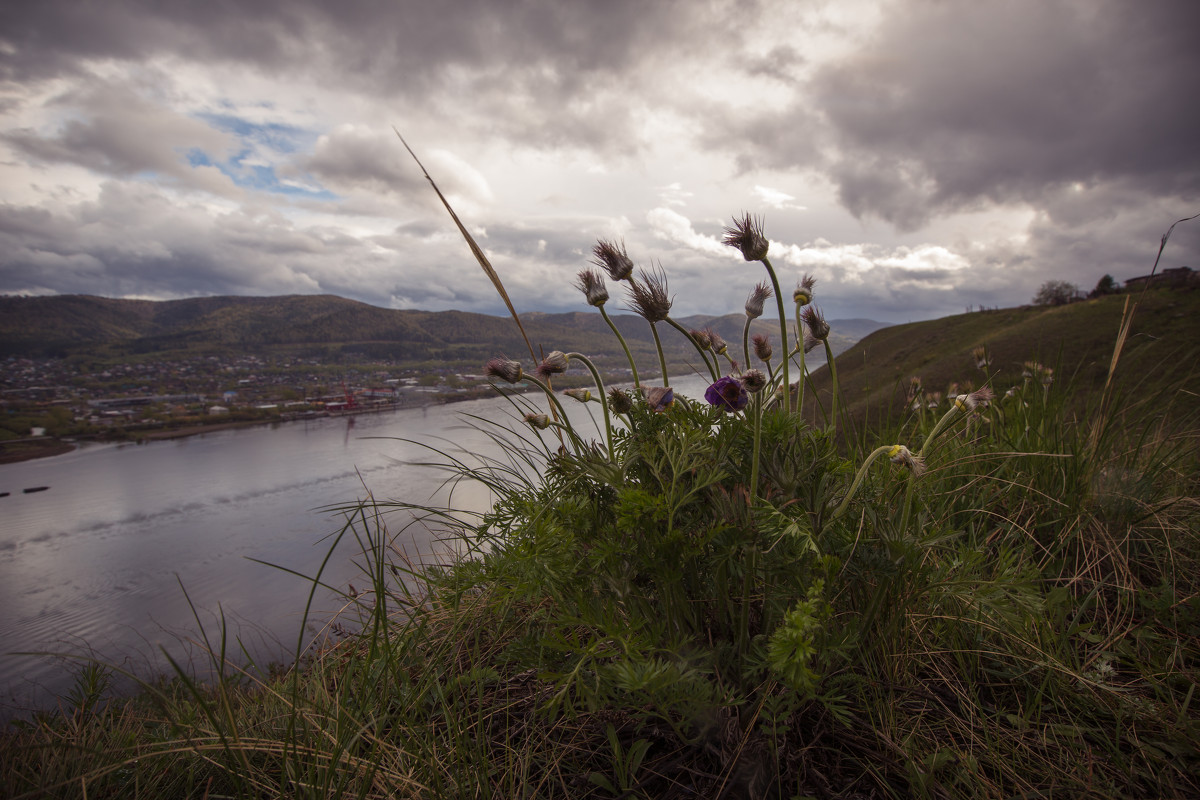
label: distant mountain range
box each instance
[0,294,890,368]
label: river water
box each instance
[0,375,710,721]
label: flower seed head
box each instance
[690,329,714,351]
[722,213,769,261]
[800,305,830,342]
[792,274,816,306]
[906,376,923,402]
[575,268,609,307]
[953,386,995,412]
[745,281,773,319]
[535,351,570,378]
[563,387,592,403]
[741,368,767,393]
[645,386,675,413]
[887,444,926,475]
[608,387,634,415]
[752,333,773,363]
[591,239,635,282]
[485,357,523,384]
[625,266,673,323]
[708,329,729,356]
[524,413,551,430]
[972,346,991,370]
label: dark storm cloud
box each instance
[716,1,1200,231]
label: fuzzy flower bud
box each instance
[563,387,592,403]
[485,357,523,384]
[722,213,769,261]
[906,376,923,403]
[645,386,675,413]
[953,386,995,412]
[574,268,609,307]
[800,306,830,342]
[752,333,773,363]
[972,346,991,370]
[524,413,551,430]
[741,368,767,394]
[690,329,714,351]
[608,387,634,415]
[535,351,570,378]
[745,281,773,319]
[793,274,816,306]
[591,239,635,282]
[625,267,672,323]
[887,444,926,475]
[708,330,729,356]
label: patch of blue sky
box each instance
[184,144,337,201]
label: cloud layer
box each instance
[1,0,1197,323]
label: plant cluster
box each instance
[4,202,1198,799]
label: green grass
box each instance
[3,209,1199,798]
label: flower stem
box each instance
[599,305,640,388]
[649,321,670,387]
[665,317,718,380]
[761,256,790,414]
[566,352,614,459]
[830,445,892,521]
[823,338,839,430]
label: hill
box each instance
[0,294,883,370]
[805,287,1200,429]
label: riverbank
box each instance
[0,437,76,464]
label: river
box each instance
[0,375,710,721]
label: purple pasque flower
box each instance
[705,375,749,413]
[645,386,675,412]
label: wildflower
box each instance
[524,413,551,430]
[608,387,634,415]
[563,387,592,403]
[745,281,773,318]
[705,375,749,412]
[574,268,609,307]
[646,386,674,412]
[741,368,767,394]
[793,274,816,306]
[1004,386,1018,399]
[953,386,995,412]
[625,267,672,322]
[535,351,569,378]
[690,329,714,351]
[752,333,773,363]
[801,306,830,341]
[887,444,926,476]
[485,357,523,384]
[927,391,942,409]
[906,376,922,403]
[723,213,769,261]
[972,346,991,370]
[708,329,729,356]
[591,239,634,282]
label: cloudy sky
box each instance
[1,0,1198,323]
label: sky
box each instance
[1,0,1198,324]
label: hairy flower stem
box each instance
[899,403,965,532]
[665,317,719,380]
[749,391,764,501]
[599,305,640,388]
[794,302,807,415]
[830,445,893,521]
[761,256,791,414]
[742,317,753,374]
[566,352,614,459]
[823,339,840,430]
[649,322,670,387]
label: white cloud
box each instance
[753,185,806,211]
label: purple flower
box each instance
[705,376,749,413]
[645,386,675,413]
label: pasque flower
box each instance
[745,281,772,318]
[793,274,816,306]
[591,239,635,282]
[575,269,609,307]
[535,351,569,378]
[723,213,770,261]
[752,333,772,363]
[485,357,523,384]
[645,386,675,412]
[705,376,749,412]
[625,267,673,323]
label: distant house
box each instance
[1124,266,1196,290]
